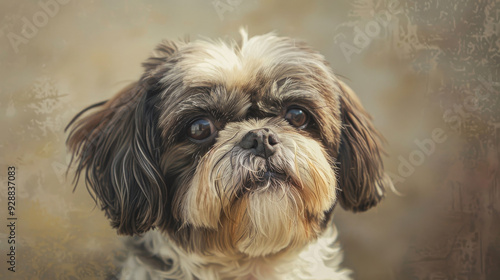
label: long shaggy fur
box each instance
[66,29,391,280]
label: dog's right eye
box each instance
[285,108,309,129]
[187,118,216,141]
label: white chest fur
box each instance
[119,226,351,280]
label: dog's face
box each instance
[67,31,390,257]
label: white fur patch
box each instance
[119,226,351,280]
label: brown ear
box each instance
[66,40,182,235]
[66,82,168,235]
[336,80,391,212]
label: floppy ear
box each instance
[66,40,181,235]
[336,80,391,212]
[66,83,166,235]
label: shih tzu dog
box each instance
[66,30,391,280]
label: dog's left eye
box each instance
[285,108,309,129]
[188,118,216,141]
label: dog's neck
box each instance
[119,226,351,280]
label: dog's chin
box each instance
[226,178,326,257]
[178,172,334,257]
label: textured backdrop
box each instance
[0,0,499,279]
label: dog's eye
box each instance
[285,108,309,128]
[188,118,216,141]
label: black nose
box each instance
[239,128,280,159]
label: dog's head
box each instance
[67,30,390,257]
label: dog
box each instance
[66,29,391,280]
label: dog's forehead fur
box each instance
[154,31,342,147]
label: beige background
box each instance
[1,0,499,279]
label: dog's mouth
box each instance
[249,170,289,188]
[238,166,291,193]
[261,171,287,181]
[235,155,293,191]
